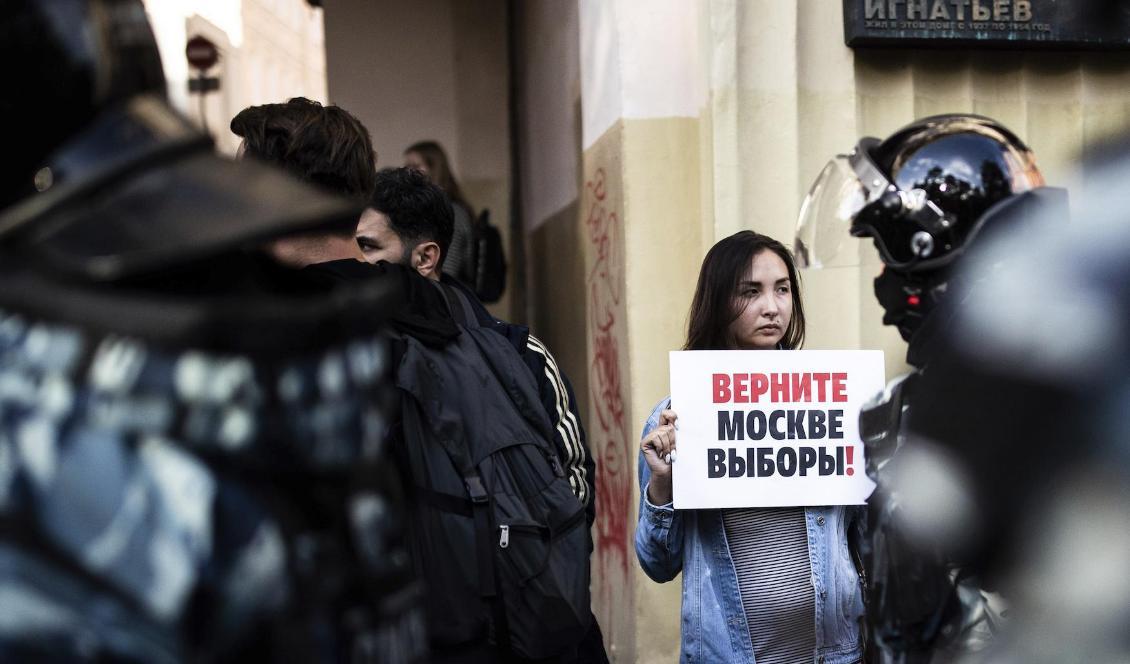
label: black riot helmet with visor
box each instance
[796,114,1045,273]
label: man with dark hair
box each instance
[231,97,376,267]
[356,167,454,276]
[228,100,462,352]
[360,168,595,521]
[359,168,605,663]
[232,97,377,200]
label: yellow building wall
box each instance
[581,123,632,660]
[580,114,711,663]
[624,115,713,664]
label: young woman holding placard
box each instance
[635,230,865,664]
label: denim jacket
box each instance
[635,398,864,664]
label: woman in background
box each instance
[404,140,476,287]
[634,230,864,664]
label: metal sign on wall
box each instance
[844,1,1130,50]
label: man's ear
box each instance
[412,241,442,278]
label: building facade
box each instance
[143,0,327,155]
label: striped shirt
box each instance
[722,507,816,664]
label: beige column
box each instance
[579,1,712,660]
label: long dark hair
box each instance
[404,140,471,212]
[684,231,806,351]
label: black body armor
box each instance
[0,2,423,661]
[858,372,1000,664]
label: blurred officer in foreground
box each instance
[0,1,420,661]
[904,138,1130,663]
[796,114,1065,663]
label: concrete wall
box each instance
[323,0,515,320]
[514,0,589,425]
[323,0,458,167]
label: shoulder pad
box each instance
[859,372,918,464]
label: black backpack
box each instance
[392,284,591,659]
[473,209,507,304]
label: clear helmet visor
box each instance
[795,156,875,269]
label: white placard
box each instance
[669,350,884,509]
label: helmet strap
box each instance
[874,268,950,343]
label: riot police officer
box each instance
[796,114,1065,663]
[901,131,1130,663]
[0,1,421,661]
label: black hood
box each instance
[301,260,460,348]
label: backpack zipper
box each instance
[497,510,586,550]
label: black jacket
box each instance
[440,274,597,529]
[297,262,597,529]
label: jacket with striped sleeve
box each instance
[440,275,597,531]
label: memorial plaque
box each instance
[844,1,1130,50]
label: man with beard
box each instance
[358,167,605,663]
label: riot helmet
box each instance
[1,0,166,209]
[796,114,1044,273]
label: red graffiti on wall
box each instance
[585,167,632,632]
